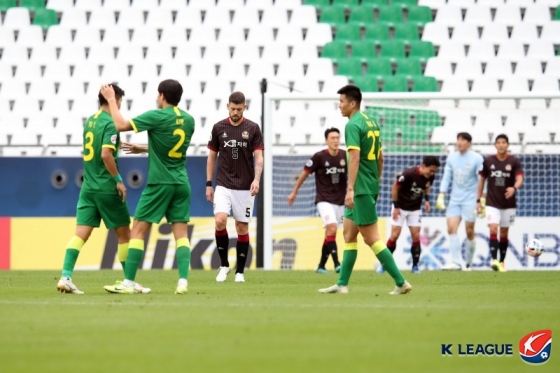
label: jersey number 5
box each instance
[168,129,186,158]
[366,130,380,161]
[83,132,94,161]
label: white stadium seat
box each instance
[463,5,492,25]
[515,59,544,78]
[3,8,30,28]
[421,23,451,45]
[434,6,463,24]
[484,59,513,79]
[523,5,553,24]
[510,23,539,43]
[451,24,479,43]
[494,5,523,24]
[480,23,509,43]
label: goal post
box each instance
[262,92,560,271]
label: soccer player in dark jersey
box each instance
[287,128,346,273]
[56,84,151,294]
[101,80,195,295]
[377,156,440,275]
[206,92,264,283]
[320,85,411,295]
[476,134,523,272]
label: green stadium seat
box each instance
[348,6,375,25]
[362,0,387,7]
[321,41,349,59]
[410,109,441,128]
[381,76,408,92]
[408,41,434,61]
[332,0,360,7]
[390,0,417,7]
[20,0,45,12]
[555,7,560,20]
[395,58,422,76]
[335,23,362,41]
[393,23,420,41]
[364,23,390,41]
[351,40,377,58]
[377,6,403,25]
[0,0,16,12]
[319,6,347,24]
[365,58,392,77]
[352,76,379,92]
[32,8,57,28]
[336,58,364,76]
[407,6,432,25]
[304,0,331,6]
[379,40,405,58]
[412,76,438,92]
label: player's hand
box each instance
[121,142,143,154]
[424,200,431,213]
[505,187,515,199]
[100,84,116,101]
[392,207,400,221]
[345,189,355,209]
[478,197,486,218]
[250,180,260,196]
[206,186,214,202]
[116,182,127,202]
[287,192,296,206]
[435,192,446,211]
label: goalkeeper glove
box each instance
[478,197,486,218]
[436,193,446,211]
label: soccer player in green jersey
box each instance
[57,84,150,294]
[100,80,195,295]
[319,85,412,295]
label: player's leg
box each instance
[325,223,340,271]
[497,208,515,272]
[316,202,338,273]
[214,186,232,281]
[231,189,256,283]
[407,210,422,273]
[462,200,477,270]
[378,209,403,274]
[486,206,500,271]
[97,192,131,273]
[443,202,463,269]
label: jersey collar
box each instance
[227,117,246,126]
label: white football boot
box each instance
[234,273,245,283]
[57,277,84,294]
[216,266,231,282]
[134,282,151,294]
[389,281,412,295]
[441,262,463,271]
[318,284,349,294]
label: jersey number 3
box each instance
[83,132,94,161]
[168,129,186,158]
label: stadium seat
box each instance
[467,42,496,59]
[32,9,58,28]
[15,25,44,46]
[515,59,544,78]
[319,6,346,25]
[437,42,466,58]
[434,6,462,24]
[276,27,305,44]
[20,0,45,12]
[365,58,392,77]
[510,23,539,43]
[480,23,509,43]
[304,0,330,6]
[335,23,361,42]
[379,40,405,59]
[4,7,31,27]
[524,4,552,24]
[306,23,333,45]
[363,23,390,42]
[58,9,88,28]
[381,76,408,92]
[494,5,523,24]
[393,23,420,41]
[145,9,174,27]
[412,76,438,92]
[103,0,133,9]
[321,41,348,59]
[421,23,450,44]
[118,9,147,28]
[74,0,102,10]
[407,6,433,26]
[348,6,375,25]
[290,44,321,62]
[441,76,469,92]
[408,41,435,60]
[532,76,559,92]
[424,58,453,80]
[290,5,319,26]
[451,24,479,43]
[395,58,422,77]
[377,6,403,25]
[484,59,513,79]
[335,58,362,77]
[541,22,560,42]
[0,0,16,12]
[351,76,379,92]
[527,41,555,59]
[497,41,525,58]
[351,41,377,59]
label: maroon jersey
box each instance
[208,117,264,190]
[304,149,347,205]
[395,167,435,211]
[479,155,523,209]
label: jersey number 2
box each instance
[83,132,94,161]
[168,129,186,158]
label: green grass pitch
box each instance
[0,270,558,373]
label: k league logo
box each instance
[519,330,552,365]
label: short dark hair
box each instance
[98,83,124,106]
[495,134,509,143]
[457,132,472,142]
[229,91,245,104]
[324,127,340,139]
[422,155,441,168]
[158,79,183,106]
[337,84,362,106]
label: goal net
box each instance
[263,92,560,271]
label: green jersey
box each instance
[345,111,382,196]
[81,110,121,194]
[130,106,195,185]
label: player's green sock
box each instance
[61,236,84,278]
[372,241,405,287]
[124,239,144,281]
[117,243,129,272]
[176,238,191,279]
[336,243,358,286]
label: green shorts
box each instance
[76,190,130,229]
[135,184,191,224]
[344,194,379,226]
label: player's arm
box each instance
[205,149,218,202]
[424,185,431,213]
[476,160,487,214]
[377,149,384,179]
[287,170,310,206]
[391,181,400,220]
[506,164,524,199]
[99,85,133,132]
[101,147,126,202]
[250,149,264,196]
[436,157,452,210]
[121,142,148,154]
[346,148,360,209]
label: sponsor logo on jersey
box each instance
[306,160,313,167]
[222,132,228,138]
[325,161,330,167]
[519,330,552,365]
[506,164,512,171]
[224,139,237,147]
[340,159,345,166]
[110,135,117,144]
[242,131,249,139]
[491,164,495,169]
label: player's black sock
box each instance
[236,234,249,274]
[411,242,421,266]
[318,243,329,269]
[499,239,508,263]
[386,239,397,254]
[326,237,340,267]
[215,229,229,267]
[489,234,498,260]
